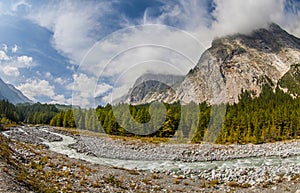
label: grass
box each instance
[104,174,123,188]
[174,178,181,184]
[209,179,219,187]
[129,169,140,175]
[55,127,172,144]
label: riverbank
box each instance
[68,130,300,162]
[2,126,300,192]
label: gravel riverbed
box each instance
[71,135,300,162]
[3,126,300,192]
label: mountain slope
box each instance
[278,63,300,97]
[115,73,184,104]
[0,78,32,104]
[125,23,300,105]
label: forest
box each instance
[0,84,300,144]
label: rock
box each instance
[249,180,256,186]
[271,186,277,190]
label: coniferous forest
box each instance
[1,84,300,144]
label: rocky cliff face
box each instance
[116,73,184,105]
[125,24,300,105]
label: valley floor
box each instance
[1,126,300,192]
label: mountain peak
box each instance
[122,24,300,105]
[211,23,300,54]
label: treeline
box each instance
[0,101,59,126]
[17,103,59,124]
[1,84,300,144]
[0,100,19,125]
[49,103,182,137]
[48,84,300,144]
[215,86,300,144]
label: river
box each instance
[43,130,300,172]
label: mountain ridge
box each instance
[122,23,300,105]
[0,78,32,104]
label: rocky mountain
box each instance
[0,78,32,104]
[115,73,184,104]
[124,23,300,105]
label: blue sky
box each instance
[0,0,299,107]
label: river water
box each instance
[43,131,300,172]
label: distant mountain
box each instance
[124,23,300,105]
[0,78,32,104]
[115,73,184,104]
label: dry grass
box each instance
[54,127,172,144]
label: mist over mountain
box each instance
[122,23,300,105]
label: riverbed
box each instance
[3,126,300,186]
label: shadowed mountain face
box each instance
[123,23,300,105]
[0,78,32,104]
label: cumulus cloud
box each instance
[2,44,8,52]
[210,0,285,36]
[2,66,19,77]
[17,79,56,101]
[17,55,32,64]
[0,50,10,61]
[73,24,205,106]
[27,0,117,64]
[0,45,34,77]
[45,72,52,79]
[54,77,67,85]
[68,73,98,106]
[17,79,67,104]
[94,83,113,97]
[49,94,67,104]
[11,44,18,53]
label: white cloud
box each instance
[49,94,66,104]
[11,44,18,53]
[94,83,113,97]
[69,73,97,98]
[17,79,68,104]
[54,77,67,85]
[2,44,8,52]
[210,0,285,36]
[27,0,116,65]
[73,24,205,106]
[66,65,75,71]
[0,46,35,77]
[45,72,52,79]
[2,66,19,77]
[153,0,212,31]
[17,55,32,64]
[0,50,10,61]
[17,79,55,101]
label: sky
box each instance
[0,0,299,107]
